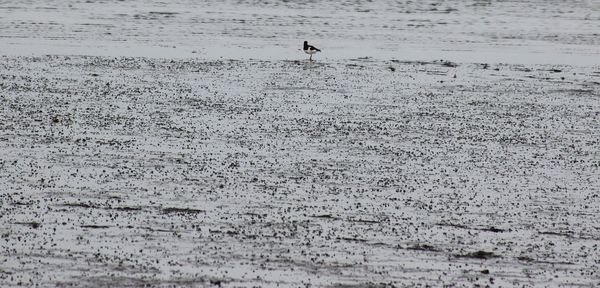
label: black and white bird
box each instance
[303,41,321,61]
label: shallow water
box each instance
[1,0,600,64]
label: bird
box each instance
[303,41,321,61]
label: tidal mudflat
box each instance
[1,0,600,287]
[1,55,599,287]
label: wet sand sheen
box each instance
[0,0,599,64]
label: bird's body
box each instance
[303,41,321,61]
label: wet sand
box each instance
[1,0,600,287]
[1,56,599,287]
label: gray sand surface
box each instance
[1,0,599,287]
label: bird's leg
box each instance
[309,54,312,62]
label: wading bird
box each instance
[303,41,321,61]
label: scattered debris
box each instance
[455,250,499,259]
[161,207,205,214]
